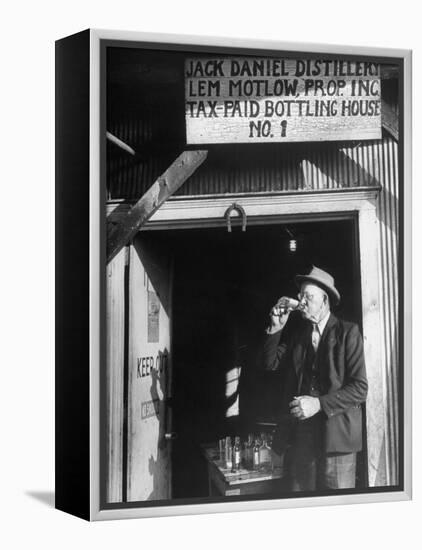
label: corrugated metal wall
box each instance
[107,138,391,199]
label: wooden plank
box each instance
[358,207,387,486]
[106,248,126,503]
[126,236,173,501]
[377,138,399,485]
[185,58,382,144]
[107,149,208,263]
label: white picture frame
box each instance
[55,29,412,521]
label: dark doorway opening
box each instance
[143,216,364,499]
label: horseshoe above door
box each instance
[224,202,247,233]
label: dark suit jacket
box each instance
[263,313,368,454]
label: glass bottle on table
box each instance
[267,431,278,471]
[232,436,242,471]
[218,438,225,462]
[252,438,261,470]
[244,433,254,470]
[225,436,232,469]
[258,433,272,469]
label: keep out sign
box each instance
[136,351,169,379]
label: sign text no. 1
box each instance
[185,58,382,144]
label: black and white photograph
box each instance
[3,0,420,544]
[102,39,406,510]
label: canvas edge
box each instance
[88,28,412,521]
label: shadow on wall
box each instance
[146,347,170,501]
[133,233,172,317]
[300,139,399,231]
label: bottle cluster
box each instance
[218,433,275,472]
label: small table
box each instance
[201,444,284,497]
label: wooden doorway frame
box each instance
[133,187,393,487]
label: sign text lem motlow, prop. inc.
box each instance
[185,58,381,144]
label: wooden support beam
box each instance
[381,99,399,141]
[107,149,208,263]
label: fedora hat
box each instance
[295,265,341,305]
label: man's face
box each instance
[298,283,328,323]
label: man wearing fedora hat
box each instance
[263,265,368,491]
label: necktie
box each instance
[311,323,320,352]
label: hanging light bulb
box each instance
[285,227,298,253]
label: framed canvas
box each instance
[55,29,412,521]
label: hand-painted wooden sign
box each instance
[185,57,382,143]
